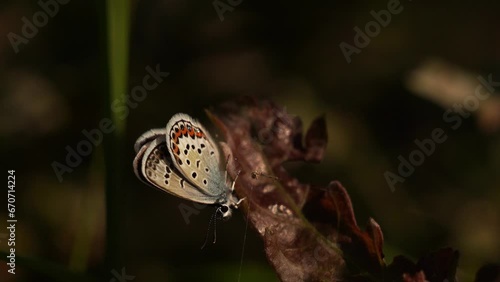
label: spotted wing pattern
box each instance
[133,134,220,204]
[165,113,226,195]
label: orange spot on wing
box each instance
[172,144,179,155]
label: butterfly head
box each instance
[219,204,232,220]
[219,191,244,220]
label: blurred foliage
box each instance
[0,0,499,281]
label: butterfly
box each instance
[133,113,244,220]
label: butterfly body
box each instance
[133,113,242,219]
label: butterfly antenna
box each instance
[201,209,217,250]
[224,154,231,183]
[213,208,219,244]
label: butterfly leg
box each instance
[224,154,231,183]
[235,197,246,207]
[231,170,242,192]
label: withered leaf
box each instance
[209,97,385,281]
[386,245,459,281]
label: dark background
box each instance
[1,0,499,281]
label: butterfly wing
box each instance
[165,113,226,195]
[133,135,220,204]
[134,128,166,153]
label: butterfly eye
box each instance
[220,206,229,213]
[220,205,232,220]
